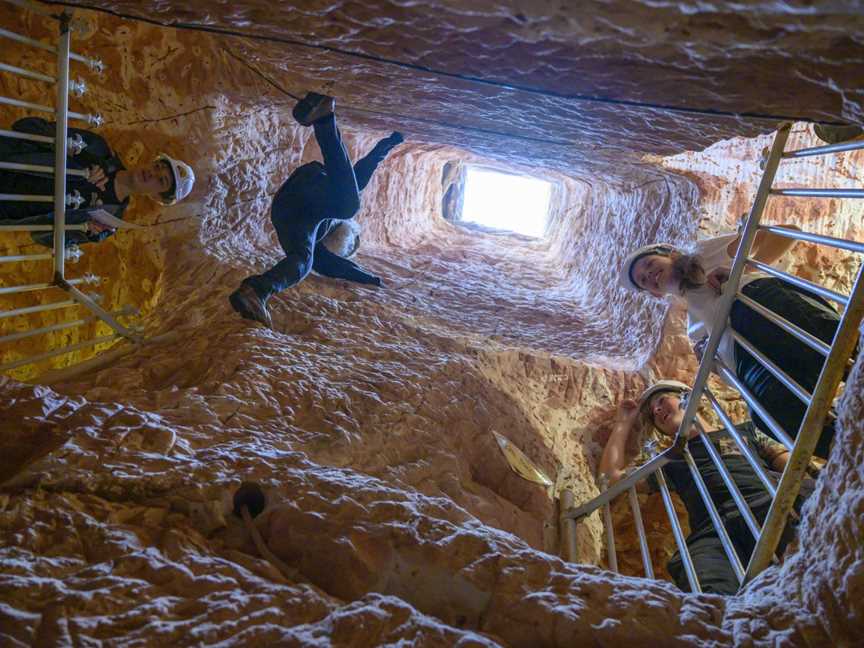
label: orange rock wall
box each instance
[0,2,862,646]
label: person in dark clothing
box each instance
[0,117,195,247]
[729,279,843,459]
[229,92,403,328]
[620,232,844,460]
[599,380,819,595]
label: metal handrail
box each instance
[0,127,53,144]
[628,487,654,578]
[748,258,848,306]
[743,262,864,583]
[0,128,88,154]
[656,469,700,592]
[0,193,54,202]
[0,5,141,380]
[670,124,792,451]
[563,123,863,592]
[0,61,54,83]
[683,447,745,583]
[52,19,71,277]
[713,360,795,451]
[564,449,675,520]
[0,95,102,126]
[61,281,141,342]
[0,297,92,319]
[782,139,864,159]
[0,160,88,177]
[0,60,85,94]
[559,490,578,563]
[0,306,135,345]
[602,501,618,573]
[0,24,104,70]
[0,334,118,372]
[0,245,82,264]
[0,223,88,232]
[770,187,864,199]
[729,330,813,406]
[702,392,782,494]
[0,275,94,295]
[735,292,831,357]
[1,251,52,263]
[694,421,762,539]
[759,224,864,255]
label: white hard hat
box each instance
[156,153,195,205]
[618,242,677,291]
[638,380,690,413]
[321,219,361,258]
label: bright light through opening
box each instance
[460,167,552,238]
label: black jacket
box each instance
[0,117,129,247]
[283,161,379,286]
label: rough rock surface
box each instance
[60,0,864,175]
[0,2,862,646]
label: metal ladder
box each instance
[560,122,864,592]
[0,0,142,378]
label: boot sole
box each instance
[229,291,271,327]
[293,94,333,126]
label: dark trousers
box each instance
[244,115,395,300]
[730,278,842,459]
[668,498,801,595]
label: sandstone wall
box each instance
[1,2,862,646]
[54,0,864,176]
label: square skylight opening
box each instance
[459,166,553,238]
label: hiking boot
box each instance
[293,92,335,126]
[229,283,272,327]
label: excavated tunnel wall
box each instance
[1,2,863,646]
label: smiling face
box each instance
[632,253,677,297]
[129,160,174,197]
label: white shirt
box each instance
[685,233,768,368]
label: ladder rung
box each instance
[771,188,864,199]
[759,224,864,255]
[783,139,864,159]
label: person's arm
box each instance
[599,399,640,485]
[770,450,790,472]
[313,244,381,286]
[751,225,801,265]
[724,223,801,266]
[751,424,827,478]
[750,426,790,472]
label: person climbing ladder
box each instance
[229,92,404,327]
